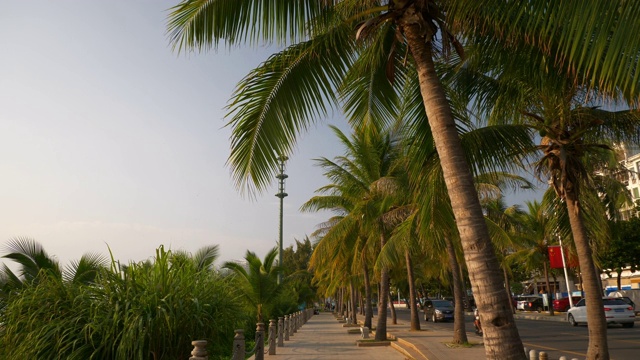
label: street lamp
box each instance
[275,156,288,284]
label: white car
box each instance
[567,297,635,328]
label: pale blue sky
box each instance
[0,1,347,268]
[0,1,539,270]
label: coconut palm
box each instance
[168,2,640,358]
[461,41,640,358]
[1,237,107,296]
[223,248,284,322]
[506,200,559,315]
[303,124,403,340]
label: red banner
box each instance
[548,246,579,269]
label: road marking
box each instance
[610,338,640,345]
[559,332,588,338]
[523,342,586,357]
[559,331,640,344]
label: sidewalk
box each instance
[263,310,571,360]
[381,314,486,360]
[266,311,406,359]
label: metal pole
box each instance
[558,235,574,308]
[276,156,288,284]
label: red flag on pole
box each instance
[548,246,564,269]
[548,246,578,269]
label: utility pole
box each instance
[276,156,288,284]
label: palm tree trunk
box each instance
[617,270,622,291]
[388,292,397,324]
[565,194,609,360]
[376,267,390,341]
[503,265,515,314]
[363,259,373,329]
[445,236,468,344]
[543,260,555,316]
[350,281,358,324]
[376,232,390,341]
[401,12,524,359]
[405,250,421,331]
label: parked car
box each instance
[524,297,545,312]
[567,297,635,328]
[516,296,540,311]
[552,296,583,312]
[423,299,455,322]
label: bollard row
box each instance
[189,308,316,359]
[524,347,580,360]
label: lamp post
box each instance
[276,156,288,284]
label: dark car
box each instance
[423,299,455,322]
[524,297,545,312]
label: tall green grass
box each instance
[0,246,243,359]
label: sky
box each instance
[0,1,541,272]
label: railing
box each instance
[189,308,315,359]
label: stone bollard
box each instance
[360,326,370,339]
[292,313,296,333]
[289,314,295,337]
[528,349,537,360]
[538,352,548,360]
[284,315,290,341]
[232,330,245,360]
[277,317,284,347]
[189,340,208,360]
[268,319,276,355]
[255,322,265,360]
[294,312,299,332]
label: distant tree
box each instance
[281,237,317,306]
[282,237,314,275]
[601,218,640,290]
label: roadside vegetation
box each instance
[0,239,315,359]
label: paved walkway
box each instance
[381,314,486,360]
[257,310,574,360]
[265,312,406,359]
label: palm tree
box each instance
[1,237,107,294]
[170,244,220,272]
[223,248,283,322]
[303,124,403,340]
[467,48,640,354]
[462,45,640,358]
[508,200,557,315]
[482,196,530,315]
[167,2,640,358]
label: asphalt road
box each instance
[391,308,640,360]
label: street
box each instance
[391,308,640,359]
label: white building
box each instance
[618,143,640,219]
